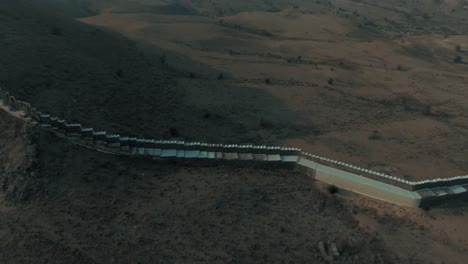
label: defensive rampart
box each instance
[1,87,467,208]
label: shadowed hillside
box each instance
[0,0,313,144]
[0,109,398,263]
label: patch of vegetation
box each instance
[152,3,196,16]
[348,23,388,41]
[115,69,124,78]
[396,65,409,71]
[260,118,274,129]
[368,130,383,140]
[169,127,179,137]
[110,3,196,16]
[400,44,434,61]
[327,185,339,194]
[327,78,334,85]
[218,20,273,37]
[422,13,431,20]
[454,55,463,63]
[51,27,63,36]
[160,53,166,64]
[422,105,432,116]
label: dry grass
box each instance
[78,0,468,181]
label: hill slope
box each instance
[0,110,395,263]
[78,0,468,180]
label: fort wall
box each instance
[1,86,466,208]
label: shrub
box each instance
[260,118,274,129]
[368,130,382,140]
[422,105,432,116]
[169,127,179,137]
[160,54,166,64]
[51,27,63,36]
[217,73,224,80]
[396,65,407,71]
[456,45,461,52]
[454,55,463,63]
[327,78,334,85]
[116,69,124,78]
[265,78,271,84]
[327,185,339,194]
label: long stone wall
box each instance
[1,86,467,208]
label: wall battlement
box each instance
[1,86,467,207]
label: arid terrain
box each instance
[1,0,468,263]
[78,0,468,181]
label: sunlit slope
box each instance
[80,1,468,180]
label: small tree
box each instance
[116,69,124,78]
[51,27,63,36]
[160,54,167,64]
[454,55,463,63]
[368,130,382,140]
[260,118,274,129]
[422,105,432,116]
[327,185,339,194]
[327,78,334,85]
[169,127,179,137]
